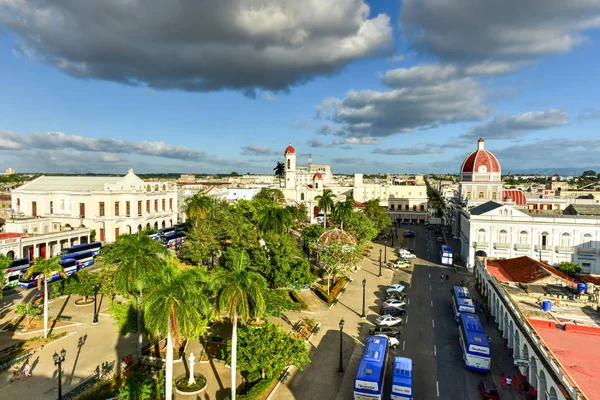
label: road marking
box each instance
[429,285,431,291]
[403,340,405,351]
[432,319,435,328]
[408,298,410,305]
[406,315,409,324]
[436,381,440,397]
[434,345,437,356]
[429,273,431,278]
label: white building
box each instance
[11,169,178,243]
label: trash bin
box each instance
[541,300,552,311]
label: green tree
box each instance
[286,203,308,225]
[558,261,582,275]
[25,256,65,338]
[253,188,286,207]
[263,233,312,288]
[215,251,267,400]
[273,161,285,183]
[103,233,169,362]
[582,170,597,177]
[318,235,360,294]
[182,191,213,228]
[230,322,310,381]
[331,200,353,225]
[344,210,378,245]
[363,199,393,232]
[15,301,41,329]
[315,189,336,228]
[258,206,293,235]
[144,258,212,400]
[0,253,12,296]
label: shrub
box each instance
[288,290,309,310]
[264,289,299,317]
[315,277,349,305]
[108,299,139,335]
[223,377,277,400]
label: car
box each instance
[478,381,500,400]
[375,315,402,327]
[437,237,444,243]
[403,230,415,238]
[373,334,400,349]
[400,252,416,259]
[385,291,407,300]
[379,306,407,316]
[386,283,406,294]
[368,325,401,338]
[389,260,411,269]
[383,298,407,308]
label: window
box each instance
[300,193,305,201]
[390,204,395,210]
[498,230,508,243]
[478,192,484,199]
[492,192,497,201]
[540,232,549,248]
[50,201,54,214]
[420,205,425,211]
[126,201,131,217]
[466,192,471,200]
[560,233,571,247]
[162,184,166,191]
[287,159,290,169]
[32,201,37,217]
[146,200,150,213]
[519,231,528,245]
[147,185,151,192]
[412,205,417,211]
[315,183,319,189]
[115,202,120,216]
[581,262,592,273]
[115,227,120,238]
[169,199,173,211]
[99,202,105,217]
[477,229,486,243]
[154,199,158,212]
[405,205,409,210]
[138,201,142,216]
[79,203,85,218]
[162,199,166,211]
[582,233,593,248]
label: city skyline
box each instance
[1,0,600,175]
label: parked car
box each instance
[388,260,411,269]
[478,381,500,400]
[403,230,415,238]
[386,284,406,294]
[368,325,401,338]
[399,252,416,259]
[382,298,407,309]
[373,334,400,349]
[375,315,403,327]
[385,291,407,300]
[379,306,407,316]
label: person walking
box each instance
[486,312,491,324]
[10,364,20,382]
[23,360,31,378]
[506,375,513,390]
[512,376,518,391]
[500,373,507,389]
[440,274,444,282]
[445,274,449,281]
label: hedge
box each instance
[288,290,309,311]
[224,377,276,400]
[315,277,349,305]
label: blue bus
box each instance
[61,242,102,257]
[2,258,30,289]
[158,227,176,235]
[18,259,78,289]
[61,251,95,269]
[440,244,453,266]
[391,357,413,400]
[452,286,475,323]
[354,335,389,400]
[457,313,491,372]
[160,231,186,248]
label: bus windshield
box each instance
[440,244,453,266]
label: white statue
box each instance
[188,352,196,384]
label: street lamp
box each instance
[379,249,382,277]
[384,240,387,263]
[338,318,345,373]
[92,283,100,325]
[53,348,66,400]
[361,279,366,319]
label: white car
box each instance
[386,283,406,294]
[373,334,400,349]
[375,315,403,327]
[398,251,416,259]
[382,298,407,309]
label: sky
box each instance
[1,0,600,175]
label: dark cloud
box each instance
[240,145,279,156]
[372,145,444,155]
[1,0,393,95]
[461,109,568,140]
[400,0,600,63]
[578,109,600,122]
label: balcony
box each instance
[555,246,574,254]
[473,241,489,248]
[577,247,597,255]
[494,242,510,250]
[534,245,552,252]
[514,243,531,251]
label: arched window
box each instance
[582,233,593,248]
[540,231,549,248]
[154,184,159,191]
[162,184,166,191]
[146,185,151,192]
[560,232,571,247]
[315,183,319,189]
[498,230,508,244]
[477,229,487,242]
[300,193,305,201]
[287,159,290,169]
[390,204,395,210]
[519,230,528,244]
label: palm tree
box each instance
[215,252,267,400]
[257,205,293,235]
[0,254,12,297]
[315,189,336,228]
[103,233,169,362]
[25,256,64,338]
[332,200,353,228]
[144,258,212,400]
[273,162,285,186]
[183,191,213,227]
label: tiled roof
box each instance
[0,233,25,240]
[469,201,503,215]
[486,257,550,284]
[284,144,296,154]
[564,204,600,216]
[460,138,501,175]
[502,189,527,205]
[352,200,366,209]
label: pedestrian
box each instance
[23,360,31,378]
[10,364,20,382]
[445,274,449,281]
[440,274,444,282]
[486,313,491,324]
[460,280,464,286]
[512,376,518,391]
[500,373,506,389]
[518,382,524,397]
[506,375,512,390]
[121,358,127,370]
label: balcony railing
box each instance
[514,243,531,251]
[534,244,552,252]
[494,242,510,250]
[473,241,488,248]
[555,246,574,254]
[576,247,597,255]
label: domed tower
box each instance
[459,138,502,204]
[312,172,323,190]
[284,143,296,189]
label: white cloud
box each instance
[240,145,279,156]
[462,109,569,140]
[372,145,444,155]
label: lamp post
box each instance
[361,279,366,319]
[338,318,345,373]
[92,283,100,325]
[53,348,66,400]
[384,240,387,263]
[391,232,394,247]
[379,249,382,277]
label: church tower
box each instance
[284,143,296,189]
[459,138,502,205]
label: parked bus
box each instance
[61,251,95,269]
[458,312,491,372]
[61,242,102,257]
[2,258,30,289]
[354,335,389,400]
[452,286,476,323]
[391,356,413,399]
[160,231,186,248]
[440,244,453,266]
[18,259,78,289]
[158,227,176,235]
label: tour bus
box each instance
[440,244,453,266]
[2,258,30,289]
[158,226,176,235]
[391,357,413,400]
[61,251,95,269]
[452,286,476,323]
[18,258,78,289]
[354,335,389,400]
[160,231,186,248]
[458,312,491,372]
[61,242,102,257]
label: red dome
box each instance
[313,172,323,180]
[284,144,295,154]
[460,138,501,175]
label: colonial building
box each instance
[10,169,178,243]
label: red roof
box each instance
[530,319,600,400]
[502,189,527,205]
[0,233,24,240]
[486,256,575,285]
[284,144,296,154]
[460,138,501,176]
[351,200,366,209]
[313,172,323,180]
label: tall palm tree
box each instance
[273,162,285,186]
[183,191,213,227]
[315,189,336,229]
[0,254,12,297]
[25,256,64,338]
[257,205,293,235]
[144,258,212,400]
[103,233,169,362]
[332,200,353,228]
[215,252,267,400]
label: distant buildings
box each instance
[5,168,15,175]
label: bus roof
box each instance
[453,286,471,298]
[460,313,490,347]
[392,357,412,387]
[457,296,474,308]
[356,336,387,382]
[441,244,452,252]
[59,258,77,267]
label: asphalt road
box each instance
[374,222,500,399]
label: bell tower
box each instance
[284,143,296,189]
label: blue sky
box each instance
[1,0,599,175]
